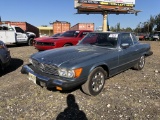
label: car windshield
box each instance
[78,33,118,48]
[60,31,80,37]
[51,33,61,37]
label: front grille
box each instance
[32,59,58,75]
[36,42,54,46]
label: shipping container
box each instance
[4,21,39,37]
[52,20,70,34]
[70,23,94,31]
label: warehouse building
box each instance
[70,23,94,31]
[37,26,53,37]
[50,20,71,34]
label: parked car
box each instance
[0,24,36,46]
[136,33,146,40]
[144,33,153,40]
[152,31,160,41]
[21,32,153,96]
[33,30,93,50]
[33,33,62,45]
[0,40,11,71]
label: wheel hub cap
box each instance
[92,72,104,92]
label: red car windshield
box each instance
[60,31,80,37]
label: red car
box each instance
[34,30,93,50]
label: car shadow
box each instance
[0,58,23,77]
[56,94,88,120]
[6,43,29,48]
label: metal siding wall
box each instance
[26,22,39,37]
[70,23,94,31]
[9,22,26,31]
[53,22,70,34]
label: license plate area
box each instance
[28,73,36,84]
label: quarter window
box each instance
[120,33,133,46]
[131,33,139,44]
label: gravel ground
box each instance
[0,41,160,120]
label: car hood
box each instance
[35,37,76,42]
[31,45,115,67]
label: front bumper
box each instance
[21,64,86,90]
[34,44,55,51]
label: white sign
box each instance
[90,0,135,4]
[78,0,135,7]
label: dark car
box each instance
[0,40,11,71]
[21,32,152,96]
[33,30,92,51]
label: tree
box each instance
[125,27,133,32]
[116,22,120,32]
[154,13,160,31]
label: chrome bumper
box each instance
[21,64,85,90]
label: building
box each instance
[37,26,53,37]
[51,20,70,34]
[96,26,102,31]
[70,23,94,31]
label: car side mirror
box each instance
[121,43,130,49]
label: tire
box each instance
[0,60,4,71]
[28,38,34,46]
[133,55,145,70]
[154,38,157,41]
[63,44,71,47]
[81,67,106,96]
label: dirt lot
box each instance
[0,41,160,120]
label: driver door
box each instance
[118,33,138,72]
[15,27,28,42]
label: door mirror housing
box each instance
[121,43,130,49]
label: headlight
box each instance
[29,58,33,64]
[58,68,82,78]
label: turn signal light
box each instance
[74,68,83,78]
[56,86,62,91]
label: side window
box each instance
[120,33,133,46]
[2,26,8,30]
[15,27,24,33]
[131,33,139,44]
[79,31,89,38]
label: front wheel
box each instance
[0,61,3,71]
[81,67,106,96]
[133,55,145,70]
